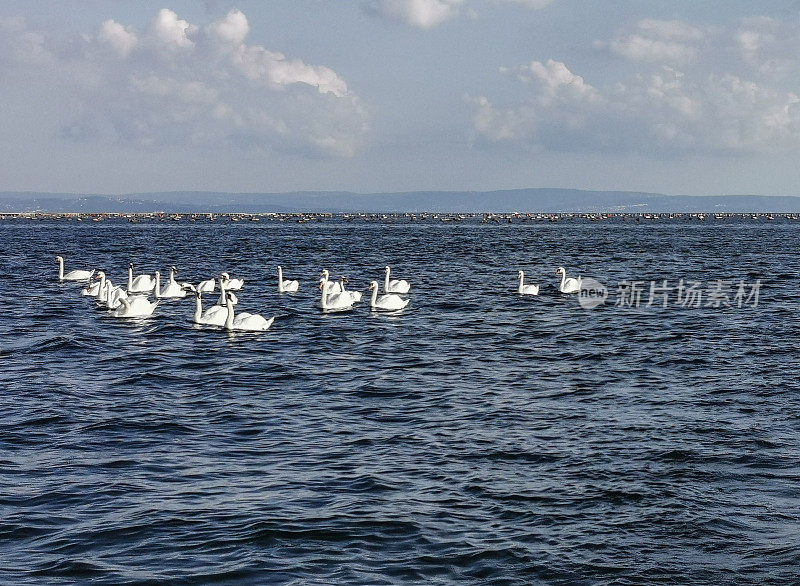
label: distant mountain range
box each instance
[2,189,800,213]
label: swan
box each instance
[113,295,158,318]
[184,284,227,326]
[369,280,409,311]
[127,263,157,294]
[384,266,410,294]
[220,272,244,291]
[340,277,362,302]
[55,256,94,282]
[556,267,582,294]
[217,275,238,306]
[277,266,299,292]
[95,273,128,309]
[81,273,104,296]
[197,278,215,293]
[319,280,354,312]
[160,265,187,298]
[517,270,540,296]
[320,270,342,294]
[223,292,274,331]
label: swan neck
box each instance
[384,268,390,290]
[518,273,524,293]
[128,265,133,290]
[225,297,234,329]
[194,293,202,322]
[154,273,160,298]
[278,267,284,292]
[371,286,378,307]
[57,257,64,280]
[560,271,566,289]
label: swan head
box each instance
[320,269,329,278]
[55,255,63,263]
[221,272,230,279]
[385,266,390,272]
[96,271,105,279]
[369,281,379,290]
[171,265,177,273]
[556,267,566,275]
[518,270,524,277]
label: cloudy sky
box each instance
[2,0,800,196]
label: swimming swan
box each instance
[113,295,158,318]
[319,280,354,312]
[127,263,157,294]
[223,292,274,331]
[556,267,582,294]
[277,266,299,292]
[320,270,342,294]
[517,270,540,295]
[184,284,227,326]
[384,266,410,294]
[369,280,409,311]
[220,272,244,291]
[340,277,362,302]
[56,256,94,282]
[160,266,187,298]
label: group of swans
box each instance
[517,266,582,296]
[319,265,410,312]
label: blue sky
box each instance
[2,0,800,196]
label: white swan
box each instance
[319,280,354,312]
[340,277,362,302]
[220,272,244,291]
[56,256,94,282]
[127,263,157,294]
[517,270,540,296]
[384,266,410,294]
[217,275,238,306]
[369,280,409,311]
[223,292,274,331]
[184,284,227,326]
[320,270,342,294]
[277,266,299,293]
[96,273,128,309]
[556,267,582,294]
[160,265,187,298]
[81,273,104,296]
[113,295,158,318]
[197,278,215,293]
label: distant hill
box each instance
[2,189,800,213]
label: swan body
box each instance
[556,267,582,294]
[384,266,410,294]
[319,280,354,312]
[160,266,187,298]
[220,272,244,291]
[320,270,343,294]
[223,293,274,331]
[517,270,540,296]
[277,266,299,293]
[369,280,409,311]
[113,295,158,318]
[56,256,94,282]
[184,284,227,326]
[197,278,215,293]
[340,278,362,302]
[127,263,156,294]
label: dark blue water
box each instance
[2,217,800,584]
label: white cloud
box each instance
[602,19,705,64]
[364,0,552,29]
[367,0,465,29]
[470,60,800,155]
[0,9,368,157]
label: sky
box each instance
[2,0,800,196]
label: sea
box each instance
[2,215,799,584]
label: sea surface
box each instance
[2,216,800,584]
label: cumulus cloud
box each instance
[0,9,368,157]
[470,60,800,155]
[364,0,551,29]
[599,19,706,64]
